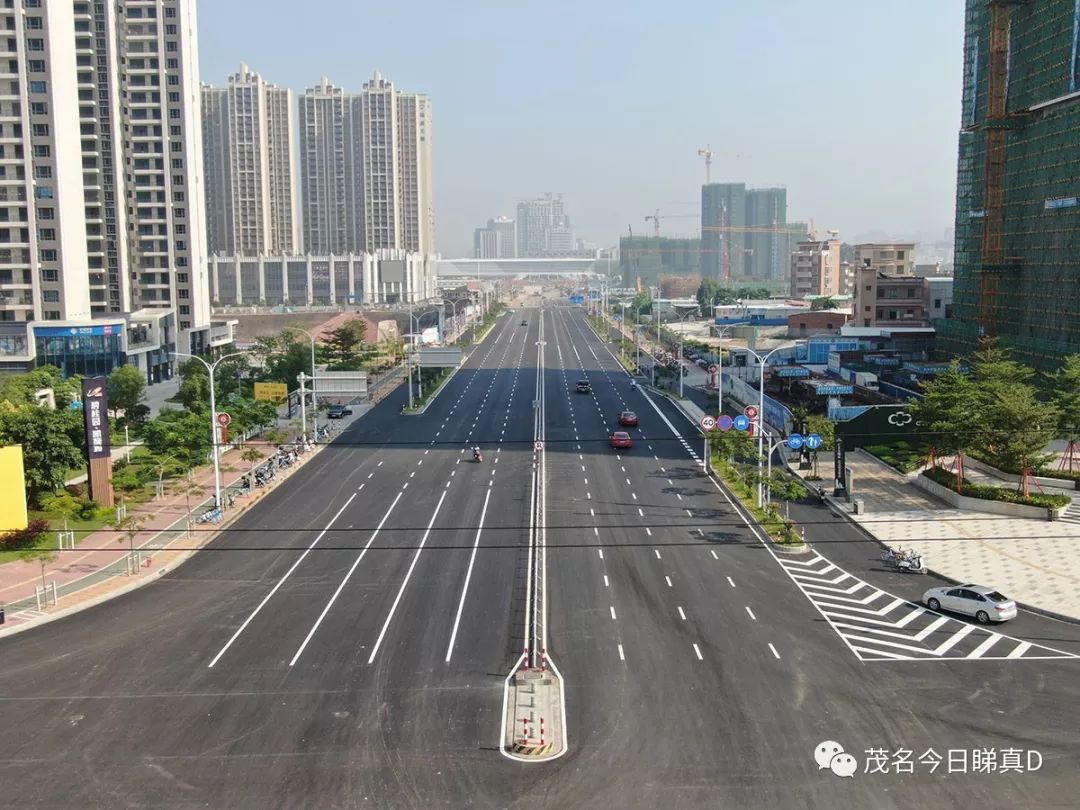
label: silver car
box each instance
[923,584,1017,624]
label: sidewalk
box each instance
[795,451,1080,622]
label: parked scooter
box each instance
[880,546,926,574]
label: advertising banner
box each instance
[81,376,114,507]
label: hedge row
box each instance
[923,466,1071,508]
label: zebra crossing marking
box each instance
[776,553,1080,662]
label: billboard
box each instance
[317,371,368,396]
[418,347,462,368]
[35,324,119,338]
[81,376,114,507]
[0,446,28,532]
[254,382,288,403]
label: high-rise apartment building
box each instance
[299,77,349,254]
[790,239,841,298]
[701,183,745,281]
[300,73,434,257]
[0,0,229,380]
[473,216,516,259]
[516,194,579,258]
[202,64,299,256]
[701,183,801,281]
[938,0,1080,370]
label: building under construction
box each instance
[938,0,1080,370]
[618,236,701,290]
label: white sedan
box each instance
[923,584,1017,624]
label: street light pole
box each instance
[171,350,248,512]
[713,322,747,419]
[287,327,319,441]
[739,343,795,507]
[674,307,699,399]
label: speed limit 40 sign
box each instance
[700,415,717,431]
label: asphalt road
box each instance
[0,306,1078,809]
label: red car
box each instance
[618,410,639,427]
[610,431,633,449]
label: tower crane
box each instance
[696,145,751,184]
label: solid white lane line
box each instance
[618,644,625,661]
[446,489,492,662]
[208,492,359,668]
[678,606,687,621]
[367,490,449,664]
[288,492,405,667]
[665,576,673,587]
[745,606,757,621]
[727,576,736,587]
[768,643,781,659]
[610,606,617,620]
[711,550,718,559]
[693,643,704,661]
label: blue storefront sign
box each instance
[34,324,118,338]
[569,295,585,305]
[815,384,854,395]
[775,366,810,378]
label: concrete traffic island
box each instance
[502,655,566,760]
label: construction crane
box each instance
[696,145,750,184]
[645,208,698,237]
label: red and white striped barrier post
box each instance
[541,648,548,672]
[540,716,545,748]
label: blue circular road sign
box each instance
[733,414,751,432]
[717,414,734,432]
[787,433,805,450]
[805,433,823,450]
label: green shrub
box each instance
[0,519,51,550]
[923,466,1071,508]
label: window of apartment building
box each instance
[169,125,180,137]
[172,191,184,202]
[174,223,185,234]
[170,141,181,152]
[170,158,182,169]
[25,0,43,8]
[169,108,179,119]
[44,310,60,321]
[897,251,905,260]
[28,59,44,72]
[171,174,183,186]
[174,240,185,251]
[24,16,42,29]
[167,75,178,86]
[178,289,188,299]
[37,227,53,241]
[26,37,42,51]
[40,268,57,282]
[37,206,53,219]
[174,207,185,218]
[167,93,179,105]
[39,248,55,261]
[41,290,58,302]
[165,24,176,35]
[29,80,45,93]
[176,256,186,267]
[33,165,50,179]
[165,6,175,17]
[934,298,942,308]
[864,305,870,312]
[34,185,52,199]
[166,41,177,53]
[177,273,188,283]
[31,122,48,137]
[166,58,177,69]
[29,101,46,115]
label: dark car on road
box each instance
[618,410,639,427]
[326,404,351,419]
[576,379,591,393]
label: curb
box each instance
[402,362,463,416]
[0,424,334,639]
[817,491,1080,627]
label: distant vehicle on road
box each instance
[618,410,639,427]
[923,584,1017,624]
[576,379,591,393]
[610,431,633,449]
[326,404,351,419]
[521,320,528,326]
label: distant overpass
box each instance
[438,257,616,279]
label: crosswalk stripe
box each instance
[1007,641,1032,659]
[850,645,915,661]
[799,581,868,596]
[843,633,941,656]
[967,634,1002,658]
[817,597,904,618]
[914,616,951,640]
[933,624,975,655]
[781,555,825,568]
[791,571,851,586]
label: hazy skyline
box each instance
[197,0,964,257]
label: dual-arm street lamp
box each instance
[406,304,441,408]
[738,343,797,507]
[440,297,474,344]
[673,306,700,398]
[170,350,250,513]
[284,327,319,442]
[712,322,748,419]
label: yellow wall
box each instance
[0,445,28,532]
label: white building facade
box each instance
[0,0,231,380]
[209,251,437,307]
